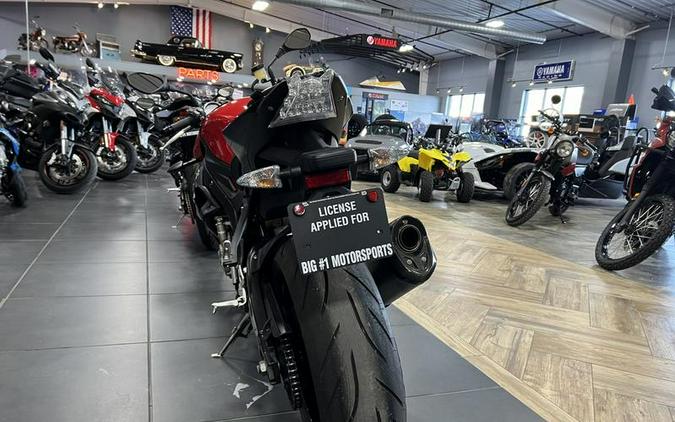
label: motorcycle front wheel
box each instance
[134,136,165,174]
[5,171,28,207]
[38,145,97,194]
[96,136,138,180]
[505,174,550,226]
[595,194,675,271]
[269,239,406,421]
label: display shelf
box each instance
[3,49,256,86]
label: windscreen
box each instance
[366,123,408,139]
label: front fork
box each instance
[59,122,75,158]
[101,118,117,152]
[137,121,150,148]
[617,158,670,228]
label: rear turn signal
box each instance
[304,168,351,189]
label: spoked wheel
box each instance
[505,174,550,227]
[134,136,165,174]
[38,145,98,194]
[526,129,547,149]
[595,194,675,271]
[96,136,138,180]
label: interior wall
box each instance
[427,55,490,101]
[0,2,418,91]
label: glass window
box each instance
[445,92,485,130]
[519,86,584,136]
[473,93,485,115]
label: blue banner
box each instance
[533,60,575,82]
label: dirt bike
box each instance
[52,25,96,57]
[595,85,675,270]
[381,133,474,203]
[127,28,437,421]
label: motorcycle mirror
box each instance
[39,47,54,62]
[551,94,562,105]
[652,87,660,94]
[126,72,165,94]
[277,28,311,58]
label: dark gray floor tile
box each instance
[0,264,26,298]
[0,344,148,422]
[0,223,59,240]
[0,241,44,265]
[151,337,292,422]
[388,305,417,326]
[407,388,543,422]
[214,412,301,422]
[38,240,146,263]
[147,221,197,241]
[149,262,232,294]
[67,210,145,225]
[148,240,216,263]
[0,204,74,223]
[393,324,496,396]
[12,263,146,297]
[56,221,147,240]
[0,296,147,350]
[75,200,147,214]
[150,292,244,341]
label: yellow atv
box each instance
[380,137,474,203]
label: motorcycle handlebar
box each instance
[161,114,199,136]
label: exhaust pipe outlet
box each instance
[367,215,436,306]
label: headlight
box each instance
[555,140,574,158]
[269,70,336,128]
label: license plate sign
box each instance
[288,188,392,275]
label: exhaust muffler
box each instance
[367,215,436,306]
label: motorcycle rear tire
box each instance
[505,175,550,227]
[38,145,97,194]
[7,172,27,207]
[419,170,434,202]
[96,136,138,181]
[271,239,406,422]
[595,194,675,271]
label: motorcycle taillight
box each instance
[304,168,351,190]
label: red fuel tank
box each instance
[195,97,251,163]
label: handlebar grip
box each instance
[161,115,198,136]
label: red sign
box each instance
[365,35,400,49]
[177,67,220,82]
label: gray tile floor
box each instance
[0,171,541,422]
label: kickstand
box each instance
[211,313,251,358]
[171,214,185,229]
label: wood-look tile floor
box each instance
[355,181,675,422]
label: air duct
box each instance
[274,0,547,44]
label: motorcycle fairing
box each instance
[418,148,450,171]
[0,128,21,172]
[397,156,417,173]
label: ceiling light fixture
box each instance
[113,2,119,8]
[252,0,269,11]
[459,87,464,92]
[249,22,255,29]
[548,79,553,84]
[529,81,534,86]
[97,1,104,8]
[265,27,271,33]
[485,20,505,28]
[396,69,401,74]
[401,68,406,73]
[399,44,414,53]
[663,68,670,77]
[511,81,517,87]
[447,88,451,94]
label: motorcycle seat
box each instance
[258,146,356,173]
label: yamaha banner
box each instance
[532,60,575,82]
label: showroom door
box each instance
[362,92,389,122]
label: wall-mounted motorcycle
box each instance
[128,28,436,421]
[0,102,27,206]
[595,85,675,270]
[17,18,49,51]
[52,25,95,57]
[83,61,138,180]
[0,49,97,194]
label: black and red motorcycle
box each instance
[128,28,436,421]
[595,85,675,270]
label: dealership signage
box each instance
[532,60,575,82]
[177,67,219,82]
[363,92,388,100]
[364,35,401,50]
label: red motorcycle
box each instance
[83,61,138,180]
[595,85,675,270]
[128,28,436,421]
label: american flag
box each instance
[170,6,212,49]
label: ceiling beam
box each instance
[539,0,636,39]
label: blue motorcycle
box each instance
[0,112,27,207]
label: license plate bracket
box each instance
[288,188,392,275]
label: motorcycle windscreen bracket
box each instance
[288,188,393,275]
